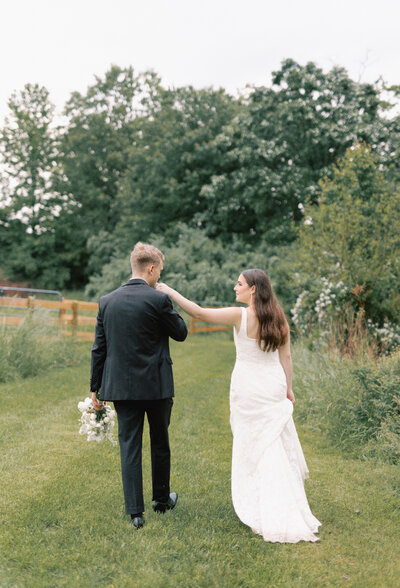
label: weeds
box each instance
[0,309,78,382]
[293,343,400,463]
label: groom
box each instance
[90,242,188,528]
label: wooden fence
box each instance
[189,316,230,335]
[1,296,231,340]
[0,296,98,341]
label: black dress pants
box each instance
[114,398,173,515]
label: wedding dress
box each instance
[230,307,321,543]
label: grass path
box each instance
[0,336,399,587]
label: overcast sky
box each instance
[1,0,399,123]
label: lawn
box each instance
[0,336,399,587]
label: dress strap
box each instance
[240,306,247,335]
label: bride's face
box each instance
[234,274,253,304]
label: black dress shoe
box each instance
[130,514,144,528]
[152,492,178,513]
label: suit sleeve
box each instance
[159,294,188,342]
[90,305,107,391]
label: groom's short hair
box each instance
[130,242,164,272]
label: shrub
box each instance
[291,144,400,354]
[291,277,349,335]
[291,278,400,356]
[0,310,78,383]
[294,342,400,464]
[84,225,294,311]
[295,144,400,323]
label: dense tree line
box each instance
[1,59,399,340]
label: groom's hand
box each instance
[91,392,106,410]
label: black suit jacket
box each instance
[90,279,188,401]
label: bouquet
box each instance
[78,397,117,445]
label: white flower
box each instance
[77,396,117,445]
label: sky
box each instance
[1,0,399,123]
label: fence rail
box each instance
[0,296,98,341]
[0,294,231,340]
[189,316,230,335]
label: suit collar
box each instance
[124,278,149,286]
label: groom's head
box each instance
[130,242,165,287]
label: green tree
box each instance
[85,223,293,315]
[112,86,241,248]
[0,84,74,287]
[57,65,163,283]
[197,59,400,244]
[294,143,400,326]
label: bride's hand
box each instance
[156,282,173,295]
[287,389,295,403]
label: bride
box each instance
[157,269,321,543]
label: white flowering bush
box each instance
[367,320,400,355]
[291,278,348,336]
[291,277,400,355]
[290,290,309,334]
[78,397,117,445]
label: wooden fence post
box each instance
[59,297,65,324]
[71,301,79,336]
[27,296,35,316]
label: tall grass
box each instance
[325,307,376,357]
[0,310,79,383]
[295,299,400,358]
[293,342,400,463]
[1,337,399,587]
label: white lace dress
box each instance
[230,307,321,543]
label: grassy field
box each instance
[0,336,399,587]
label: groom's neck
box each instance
[131,274,149,284]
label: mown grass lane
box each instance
[0,336,399,587]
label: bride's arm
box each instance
[157,283,241,326]
[278,330,295,403]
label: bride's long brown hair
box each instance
[242,269,289,352]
